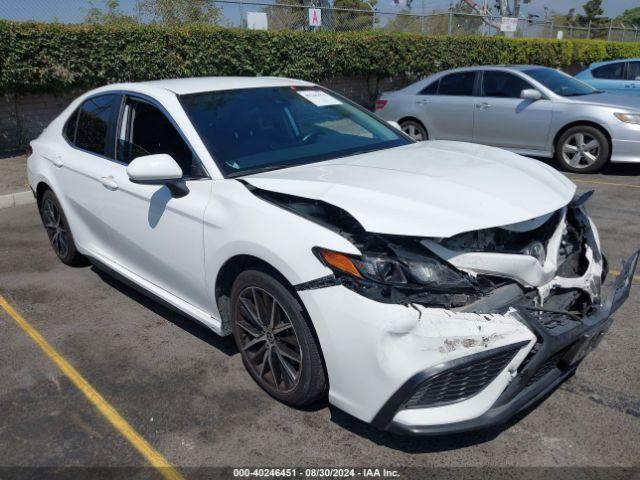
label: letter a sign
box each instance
[309,8,322,27]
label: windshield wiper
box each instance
[228,164,289,178]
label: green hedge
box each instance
[2,20,640,94]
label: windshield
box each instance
[180,86,411,177]
[524,67,598,97]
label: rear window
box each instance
[438,72,476,96]
[419,80,439,95]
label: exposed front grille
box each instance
[403,346,521,409]
[523,345,573,388]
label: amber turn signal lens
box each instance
[320,249,362,278]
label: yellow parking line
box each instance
[570,178,640,189]
[609,270,640,282]
[0,295,185,480]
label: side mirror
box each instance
[127,154,188,197]
[387,120,402,131]
[521,89,542,100]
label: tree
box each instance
[85,0,139,25]
[581,0,603,23]
[616,7,640,26]
[332,0,377,31]
[137,0,221,26]
[383,8,422,33]
[263,0,307,31]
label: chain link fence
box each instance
[0,0,638,41]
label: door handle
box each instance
[475,102,491,110]
[43,154,64,168]
[416,99,430,105]
[100,176,118,191]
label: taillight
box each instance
[25,145,33,157]
[375,99,388,111]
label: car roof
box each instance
[441,65,544,73]
[589,58,640,69]
[98,76,316,96]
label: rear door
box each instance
[417,71,478,141]
[473,70,553,153]
[590,61,628,94]
[54,93,121,257]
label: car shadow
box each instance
[90,265,238,357]
[532,156,640,177]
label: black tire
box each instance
[400,119,428,141]
[38,189,86,266]
[555,125,610,173]
[231,269,327,407]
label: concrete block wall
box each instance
[1,92,78,153]
[0,76,411,153]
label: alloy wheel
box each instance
[42,198,69,259]
[402,123,425,141]
[561,132,601,169]
[236,286,303,393]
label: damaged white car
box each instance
[28,77,638,435]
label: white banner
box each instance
[500,17,518,32]
[247,11,268,30]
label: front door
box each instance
[98,95,213,313]
[590,61,628,95]
[473,70,553,153]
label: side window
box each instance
[117,98,205,178]
[75,94,119,157]
[438,72,476,96]
[626,62,640,81]
[592,62,625,80]
[482,71,532,98]
[419,80,439,95]
[64,108,79,142]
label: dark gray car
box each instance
[376,65,640,173]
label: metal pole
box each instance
[607,19,612,41]
[448,9,453,35]
[587,20,591,39]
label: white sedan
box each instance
[27,77,638,435]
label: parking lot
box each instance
[1,156,639,474]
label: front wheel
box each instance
[231,270,327,407]
[555,126,610,173]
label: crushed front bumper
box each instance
[298,250,637,435]
[382,250,639,435]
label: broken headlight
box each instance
[315,248,475,291]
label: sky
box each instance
[0,0,635,24]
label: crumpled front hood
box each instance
[244,141,576,238]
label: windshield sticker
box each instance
[296,89,342,107]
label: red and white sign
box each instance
[309,8,322,27]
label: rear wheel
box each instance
[555,125,610,173]
[39,190,85,266]
[400,119,428,141]
[231,270,326,407]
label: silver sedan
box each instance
[376,65,640,173]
